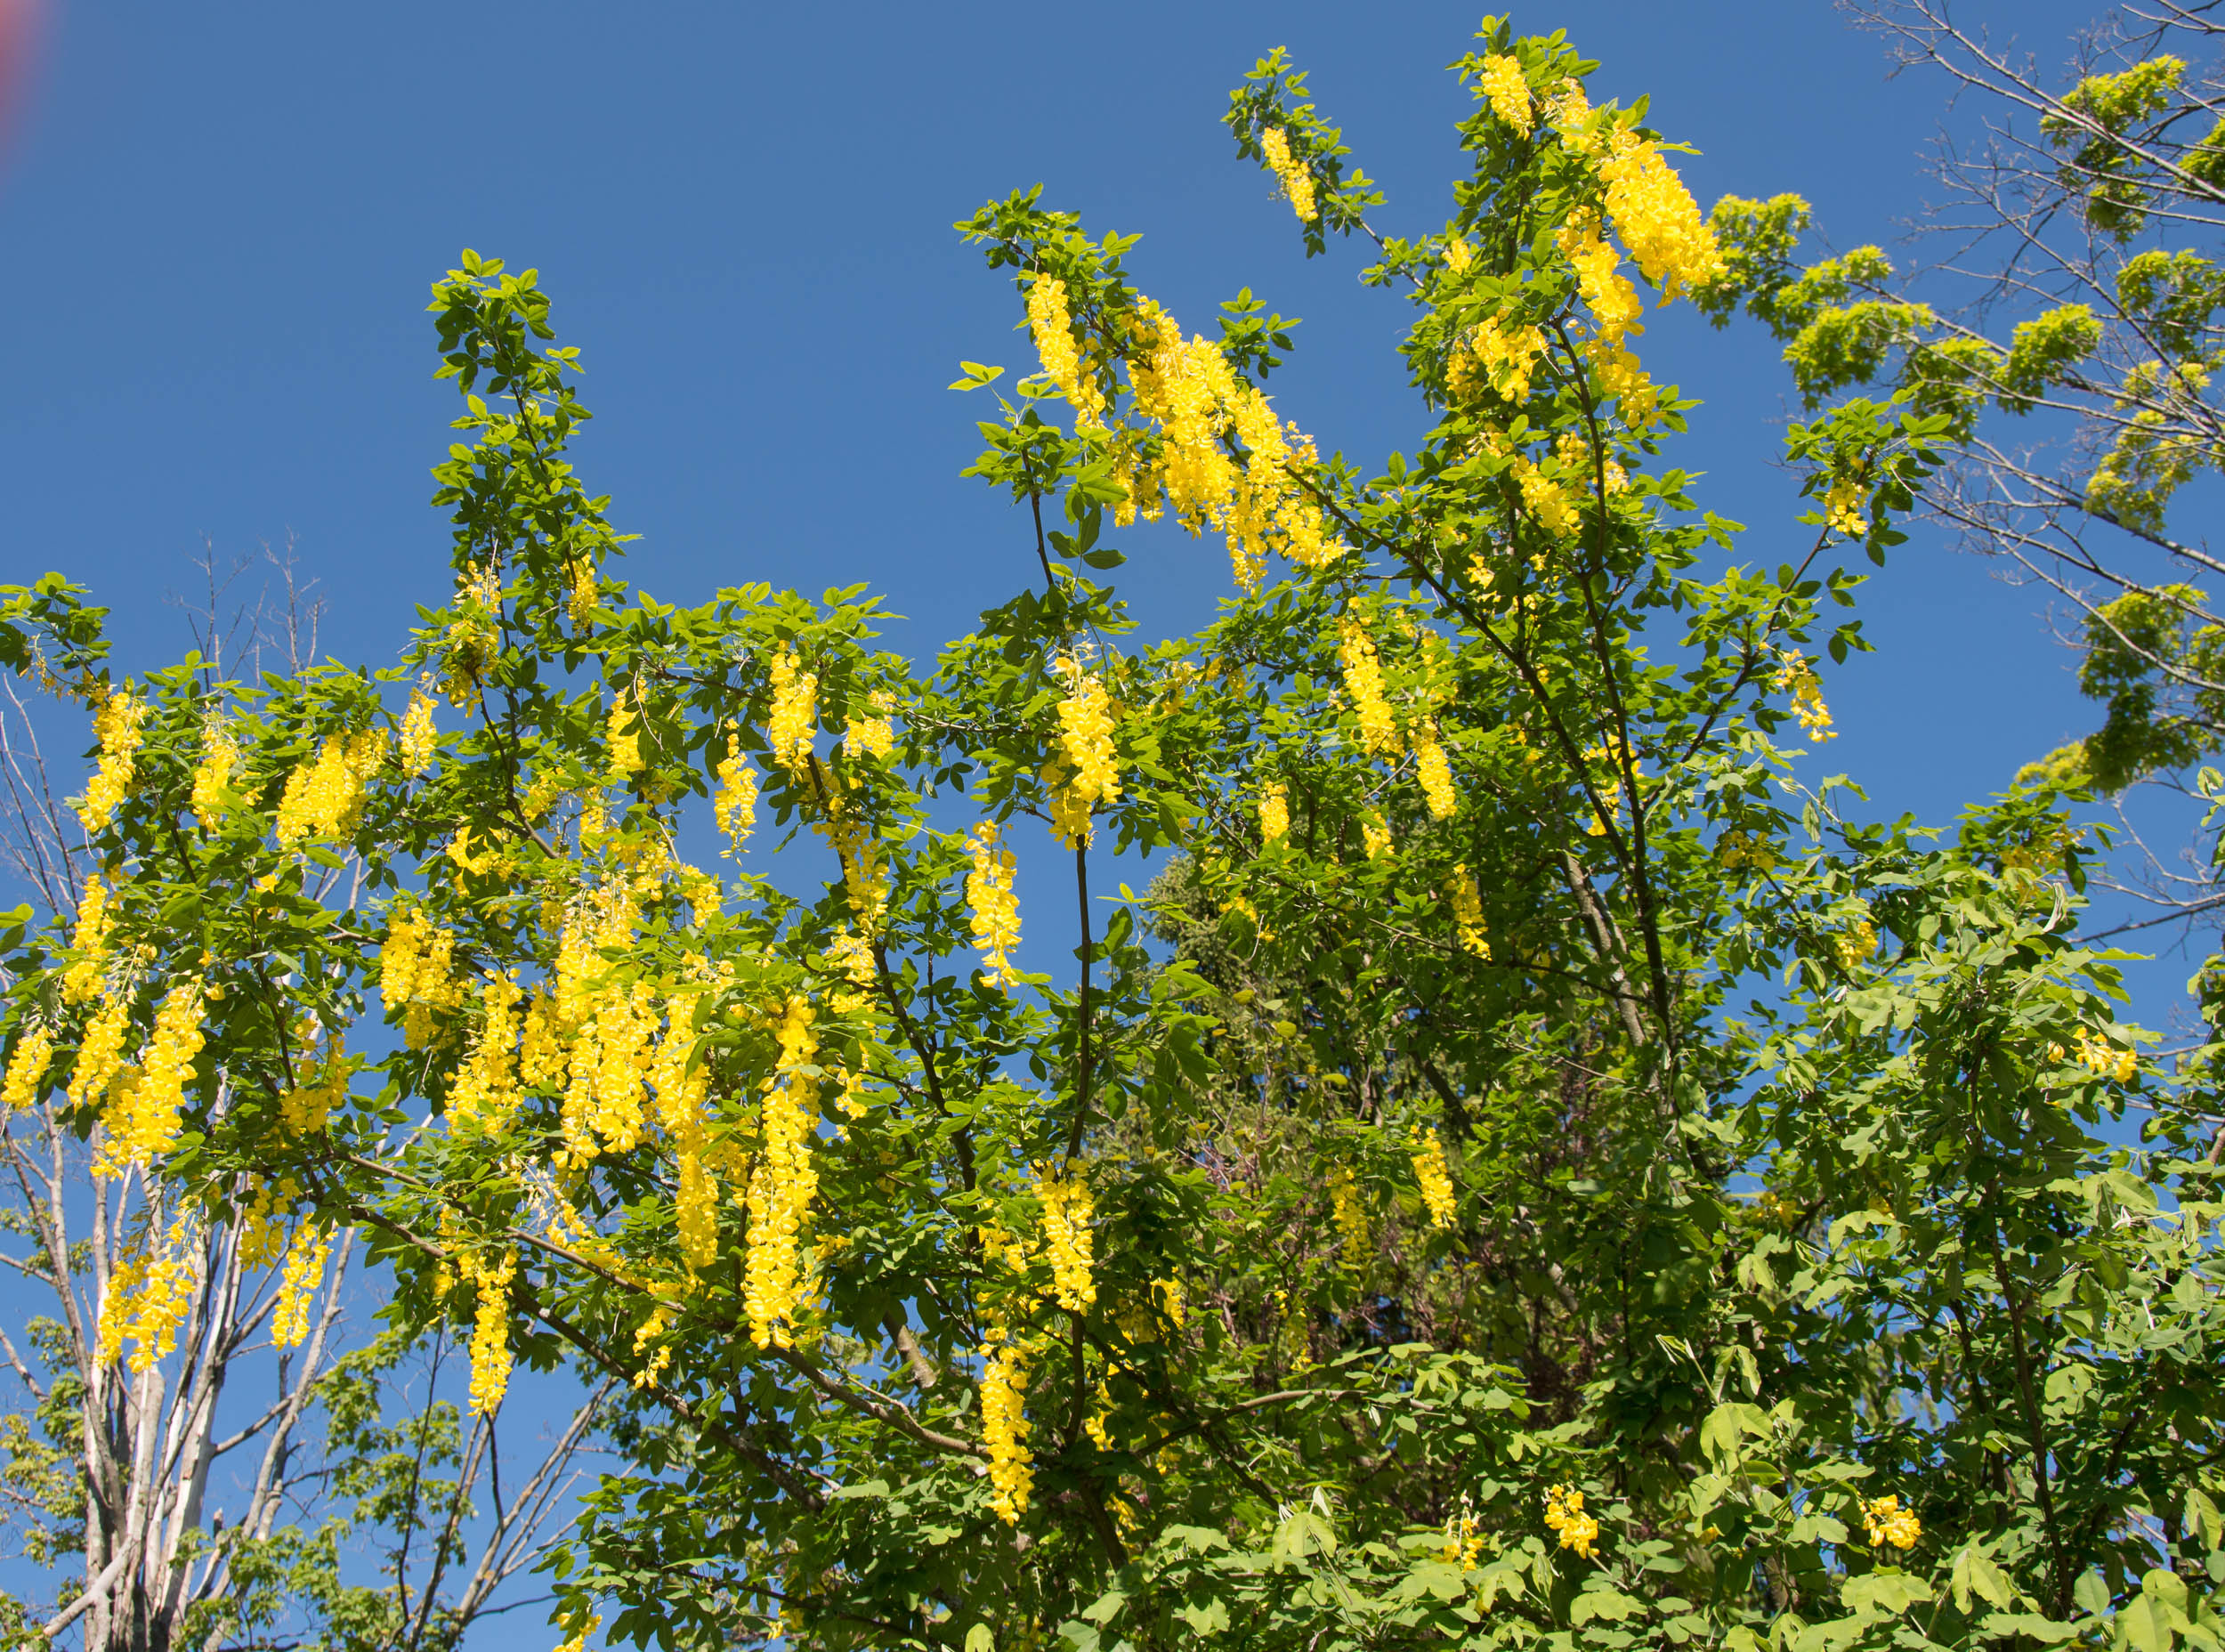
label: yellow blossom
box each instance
[1258,781,1290,844]
[714,732,759,857]
[2,1027,54,1113]
[846,690,896,758]
[1338,618,1401,757]
[69,994,132,1118]
[1330,1166,1370,1269]
[1412,1130,1457,1230]
[94,976,206,1179]
[271,1223,331,1349]
[1833,919,1878,971]
[1448,866,1489,959]
[274,728,389,847]
[1478,53,1533,135]
[745,997,821,1348]
[1862,1494,1921,1551]
[457,1245,515,1414]
[61,874,114,1005]
[1414,723,1457,820]
[1258,126,1318,223]
[78,687,147,834]
[1038,1171,1095,1311]
[98,1219,200,1373]
[981,1338,1033,1523]
[381,907,465,1049]
[400,684,439,774]
[191,711,240,829]
[1026,275,1105,429]
[1361,813,1394,862]
[1545,1484,1601,1559]
[766,648,818,778]
[449,973,523,1135]
[1044,655,1121,851]
[1824,476,1868,537]
[1773,650,1836,743]
[606,691,643,776]
[2074,1026,2140,1083]
[1446,316,1547,403]
[966,822,1022,988]
[1598,128,1722,299]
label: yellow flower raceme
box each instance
[1038,1172,1095,1311]
[1258,126,1318,223]
[62,874,114,1005]
[647,995,717,1271]
[606,692,643,776]
[3,1027,54,1113]
[399,683,438,774]
[714,732,759,857]
[1123,297,1342,587]
[745,997,821,1348]
[1448,866,1489,959]
[99,1220,200,1373]
[449,973,523,1135]
[69,994,132,1117]
[271,1224,331,1349]
[2075,1026,2140,1083]
[1545,1484,1601,1559]
[1412,1130,1457,1230]
[380,908,465,1049]
[79,687,147,834]
[1863,1494,1921,1551]
[1258,781,1290,844]
[192,712,240,829]
[1025,275,1105,429]
[1044,655,1121,851]
[94,976,206,1179]
[1478,53,1533,135]
[1833,919,1878,972]
[1597,128,1722,300]
[766,648,818,777]
[966,822,1022,988]
[1773,651,1836,743]
[981,1339,1033,1524]
[1331,1167,1370,1269]
[458,1245,515,1414]
[274,728,389,848]
[1338,619,1401,757]
[1558,215,1642,347]
[846,691,896,759]
[1824,476,1868,537]
[1362,813,1394,862]
[1414,723,1457,820]
[1445,316,1547,403]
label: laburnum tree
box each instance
[2,16,2221,1652]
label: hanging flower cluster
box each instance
[98,1218,199,1373]
[93,977,206,1179]
[744,997,821,1349]
[1545,1484,1601,1559]
[981,1336,1033,1524]
[78,686,147,833]
[1258,127,1318,223]
[1027,275,1106,430]
[1037,1172,1096,1311]
[192,711,240,829]
[1411,1130,1457,1230]
[274,728,389,848]
[766,648,818,777]
[965,822,1021,988]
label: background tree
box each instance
[0,15,2218,1652]
[1700,0,2225,937]
[0,570,603,1652]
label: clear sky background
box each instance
[0,0,2172,1639]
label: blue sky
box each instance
[0,0,2167,984]
[0,2,2172,1640]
